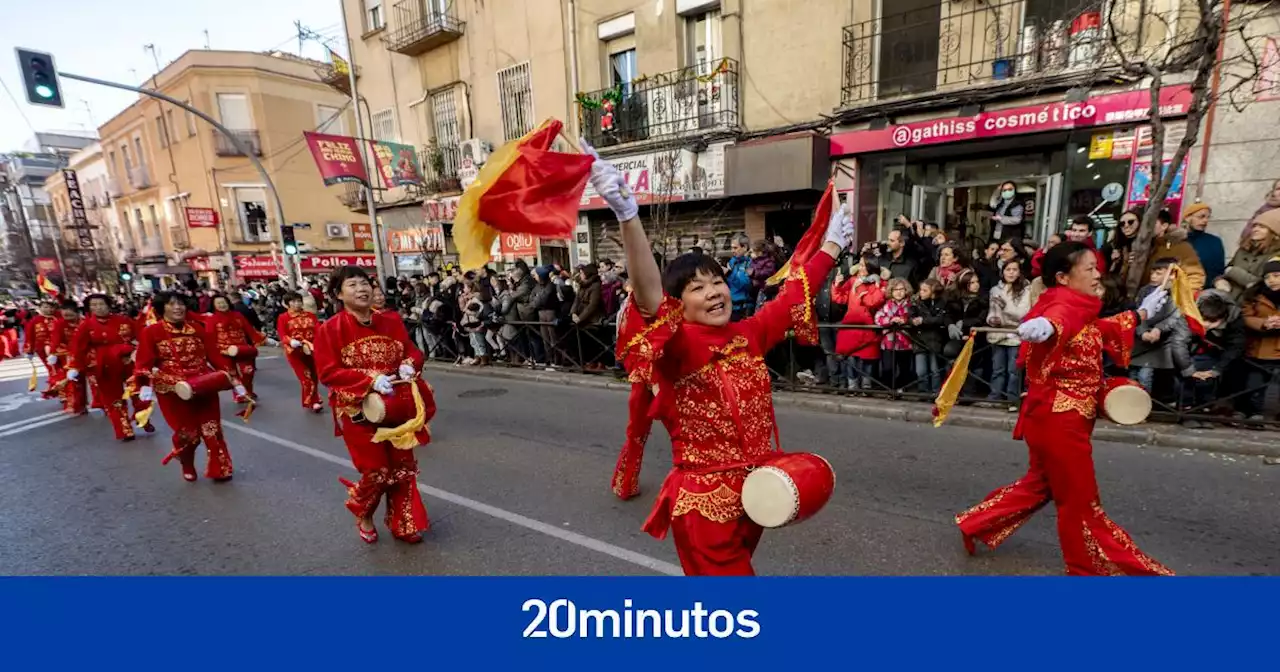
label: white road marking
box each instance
[0,414,72,438]
[224,422,684,576]
[0,410,65,431]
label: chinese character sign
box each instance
[370,141,424,188]
[304,132,370,186]
[352,222,374,251]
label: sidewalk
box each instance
[423,362,1280,461]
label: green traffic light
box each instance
[34,84,54,99]
[284,245,299,255]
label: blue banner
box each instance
[1,578,1273,669]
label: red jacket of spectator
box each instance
[834,278,886,360]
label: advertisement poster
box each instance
[1126,158,1188,222]
[303,131,370,186]
[369,140,424,188]
[352,222,374,251]
[185,207,219,228]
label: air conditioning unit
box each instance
[459,138,492,167]
[326,222,350,238]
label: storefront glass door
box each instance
[1031,173,1064,246]
[910,184,946,227]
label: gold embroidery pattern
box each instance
[1091,500,1174,576]
[1081,519,1123,576]
[200,421,221,438]
[156,334,209,378]
[619,298,683,385]
[671,484,743,523]
[786,267,819,346]
[339,335,404,372]
[1052,393,1097,419]
[955,480,1018,524]
[674,353,775,471]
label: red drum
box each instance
[362,383,418,426]
[1101,377,1151,426]
[741,453,836,529]
[174,371,234,400]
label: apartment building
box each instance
[340,0,576,272]
[97,49,365,288]
[43,142,126,291]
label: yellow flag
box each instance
[28,361,38,392]
[932,337,976,427]
[1169,264,1205,336]
[134,405,154,428]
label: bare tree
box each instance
[1107,0,1271,296]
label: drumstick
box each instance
[969,327,1019,334]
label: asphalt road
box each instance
[0,353,1276,576]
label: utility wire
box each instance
[0,74,38,137]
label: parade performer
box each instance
[314,266,436,544]
[205,293,269,402]
[955,241,1175,576]
[134,292,245,483]
[47,300,87,415]
[590,140,852,576]
[1,306,20,359]
[277,291,322,412]
[23,300,57,398]
[66,294,154,441]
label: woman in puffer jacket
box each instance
[985,259,1032,403]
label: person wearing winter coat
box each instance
[1167,290,1246,426]
[1144,210,1206,291]
[834,256,886,390]
[874,278,914,389]
[529,266,560,365]
[726,235,753,320]
[909,278,948,393]
[1129,259,1191,395]
[944,270,990,396]
[1240,259,1280,420]
[985,259,1033,402]
[1218,209,1280,300]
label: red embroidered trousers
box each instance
[88,371,150,440]
[670,514,764,576]
[613,383,654,500]
[51,363,86,414]
[337,416,429,539]
[956,404,1173,576]
[285,352,321,407]
[233,360,257,399]
[155,392,233,479]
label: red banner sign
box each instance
[352,222,374,251]
[188,257,215,272]
[495,232,538,261]
[304,132,370,186]
[185,207,220,228]
[298,253,377,274]
[34,257,60,275]
[829,85,1193,157]
[387,225,445,253]
[235,255,285,279]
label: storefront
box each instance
[297,253,378,277]
[384,196,456,275]
[830,85,1194,248]
[233,255,286,283]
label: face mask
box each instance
[1001,189,1015,200]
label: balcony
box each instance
[577,58,740,151]
[419,143,462,195]
[338,183,370,211]
[384,1,465,56]
[169,224,190,250]
[213,129,263,157]
[316,62,359,95]
[106,177,123,198]
[840,0,1135,109]
[131,236,166,260]
[127,165,154,190]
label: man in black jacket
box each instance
[1171,290,1246,426]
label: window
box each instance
[135,208,146,242]
[235,187,269,242]
[216,93,252,130]
[109,151,117,175]
[185,102,198,137]
[156,115,170,148]
[610,48,637,93]
[370,108,396,142]
[431,88,461,175]
[167,111,178,144]
[683,9,722,70]
[497,62,534,141]
[133,137,145,167]
[121,145,132,170]
[365,0,384,32]
[316,104,346,135]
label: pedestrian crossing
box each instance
[0,358,49,384]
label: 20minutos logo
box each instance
[522,599,760,639]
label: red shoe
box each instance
[357,520,378,544]
[311,403,323,413]
[181,466,197,482]
[213,474,233,483]
[396,532,423,544]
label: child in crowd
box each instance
[1170,290,1246,426]
[1241,259,1280,420]
[875,278,915,390]
[835,255,886,390]
[986,258,1032,404]
[1130,258,1189,395]
[909,278,947,394]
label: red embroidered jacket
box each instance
[133,320,224,392]
[23,314,53,355]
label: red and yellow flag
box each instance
[36,273,60,298]
[1170,264,1205,337]
[767,181,834,286]
[453,118,593,270]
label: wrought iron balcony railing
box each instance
[841,0,1130,107]
[418,143,462,195]
[385,1,465,56]
[127,164,153,190]
[577,58,740,150]
[213,129,263,157]
[316,62,359,95]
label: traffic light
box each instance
[15,48,63,109]
[118,263,132,282]
[281,224,299,255]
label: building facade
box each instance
[43,142,126,292]
[96,49,367,289]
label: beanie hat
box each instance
[1182,202,1211,220]
[1263,257,1280,276]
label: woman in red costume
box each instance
[277,291,323,412]
[584,139,853,576]
[66,294,154,441]
[47,300,87,415]
[134,292,245,483]
[955,241,1174,576]
[314,265,435,544]
[204,293,270,403]
[23,300,57,399]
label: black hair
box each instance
[662,252,726,297]
[1150,256,1179,273]
[1070,215,1095,231]
[329,265,373,300]
[82,293,112,313]
[1001,237,1029,261]
[58,299,80,312]
[151,291,187,313]
[690,246,705,256]
[859,253,882,278]
[210,292,233,310]
[1157,209,1174,225]
[1199,294,1231,323]
[427,271,440,280]
[1041,241,1096,287]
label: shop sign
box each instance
[1111,131,1136,160]
[352,222,374,251]
[580,141,728,210]
[387,225,445,253]
[1088,132,1114,160]
[234,255,286,279]
[424,196,460,223]
[188,257,215,272]
[500,232,538,258]
[303,132,370,187]
[829,85,1193,156]
[298,253,377,274]
[185,207,220,228]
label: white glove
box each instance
[398,363,416,380]
[265,338,279,347]
[66,369,79,381]
[225,345,239,358]
[1017,317,1055,343]
[581,138,639,222]
[947,323,963,341]
[372,375,394,395]
[47,354,57,366]
[289,339,302,349]
[1138,287,1169,319]
[139,386,154,402]
[234,385,247,397]
[824,200,854,250]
